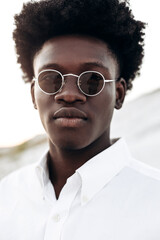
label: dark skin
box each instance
[31,35,126,199]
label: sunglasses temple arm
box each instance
[104,79,116,82]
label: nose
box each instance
[55,75,86,104]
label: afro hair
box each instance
[13,0,146,91]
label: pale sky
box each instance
[0,0,160,147]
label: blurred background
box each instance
[0,0,160,179]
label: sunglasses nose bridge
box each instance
[55,73,87,102]
[63,73,79,79]
[62,73,80,88]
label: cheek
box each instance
[34,86,52,110]
[34,88,44,111]
[34,87,52,128]
[96,84,116,115]
[92,85,116,130]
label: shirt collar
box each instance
[76,138,132,205]
[35,138,132,205]
[35,150,50,189]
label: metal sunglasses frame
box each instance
[33,69,117,97]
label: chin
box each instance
[49,136,91,151]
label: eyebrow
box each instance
[81,62,111,74]
[38,63,63,73]
[38,61,109,73]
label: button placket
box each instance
[44,173,81,240]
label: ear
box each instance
[31,80,37,110]
[115,78,126,109]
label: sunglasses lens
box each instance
[38,71,62,94]
[79,72,104,96]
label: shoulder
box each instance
[0,163,39,204]
[121,157,160,200]
[128,157,160,182]
[0,163,35,186]
[117,138,160,182]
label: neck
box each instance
[47,133,111,199]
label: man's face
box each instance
[32,35,125,150]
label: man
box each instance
[1,0,160,239]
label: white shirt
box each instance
[1,138,160,240]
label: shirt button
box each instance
[53,214,61,222]
[82,195,88,203]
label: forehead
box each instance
[33,35,119,77]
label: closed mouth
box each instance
[53,107,88,120]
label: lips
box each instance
[53,107,87,120]
[53,107,88,128]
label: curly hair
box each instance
[13,0,146,91]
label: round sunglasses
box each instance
[33,69,118,97]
